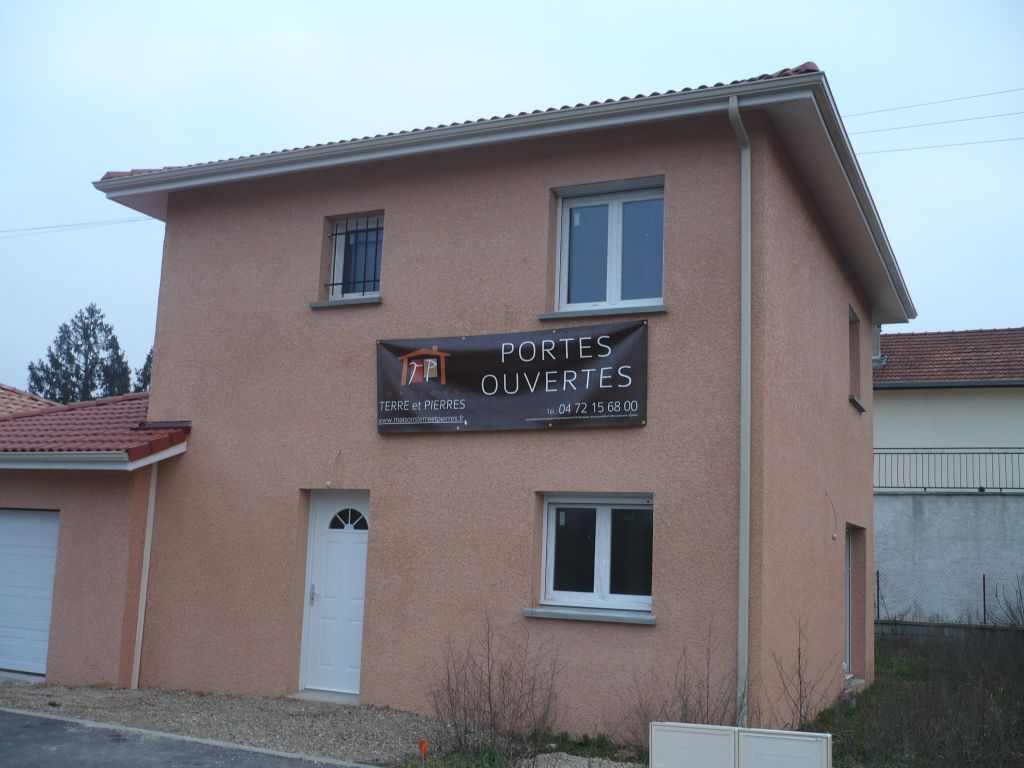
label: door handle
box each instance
[309,584,321,605]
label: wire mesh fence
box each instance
[876,569,1024,626]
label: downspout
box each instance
[131,463,158,689]
[728,95,752,727]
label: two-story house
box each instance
[0,63,915,732]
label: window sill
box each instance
[849,394,866,413]
[310,296,382,310]
[538,304,667,321]
[522,606,656,625]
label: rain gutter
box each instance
[728,95,752,727]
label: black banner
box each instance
[377,320,647,433]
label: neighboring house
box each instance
[0,383,55,417]
[1,63,916,731]
[873,328,1024,623]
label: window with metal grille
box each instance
[328,216,384,299]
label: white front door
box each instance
[0,509,59,674]
[301,491,369,694]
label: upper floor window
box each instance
[558,188,664,312]
[328,215,384,300]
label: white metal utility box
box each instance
[650,722,832,768]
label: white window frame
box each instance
[556,188,664,312]
[330,216,384,301]
[541,493,653,612]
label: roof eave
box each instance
[738,81,914,323]
[94,70,914,323]
[875,380,1024,390]
[809,79,917,322]
[94,73,829,212]
[0,440,187,471]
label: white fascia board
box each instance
[0,440,186,471]
[738,89,915,323]
[807,82,917,320]
[93,74,828,214]
[94,70,914,322]
[125,441,187,470]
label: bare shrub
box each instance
[993,574,1024,627]
[427,615,561,761]
[761,619,838,729]
[622,625,742,748]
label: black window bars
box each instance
[326,216,383,297]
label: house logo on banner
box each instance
[398,346,452,386]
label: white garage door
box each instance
[0,509,59,674]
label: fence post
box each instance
[983,574,987,624]
[875,570,880,620]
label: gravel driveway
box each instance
[0,679,434,766]
[0,679,644,768]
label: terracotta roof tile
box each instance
[102,63,819,181]
[0,384,56,417]
[0,392,189,460]
[875,328,1024,385]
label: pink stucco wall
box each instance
[133,112,874,732]
[0,469,149,687]
[747,123,875,725]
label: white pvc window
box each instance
[557,188,664,311]
[542,494,653,611]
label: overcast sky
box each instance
[1,1,1022,389]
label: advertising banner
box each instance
[377,320,647,433]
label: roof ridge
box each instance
[0,391,149,423]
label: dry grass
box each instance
[813,631,1024,767]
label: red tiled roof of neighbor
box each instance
[0,383,56,417]
[0,392,189,460]
[876,328,1024,385]
[101,63,819,181]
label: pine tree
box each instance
[134,347,153,392]
[27,304,134,403]
[102,335,132,397]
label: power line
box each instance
[0,216,150,234]
[858,136,1024,155]
[849,110,1024,135]
[843,87,1024,118]
[0,217,154,240]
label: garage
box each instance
[0,393,189,687]
[0,509,59,674]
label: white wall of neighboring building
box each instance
[874,387,1024,448]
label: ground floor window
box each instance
[542,494,652,611]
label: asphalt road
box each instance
[0,710,357,768]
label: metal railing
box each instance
[874,449,1024,492]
